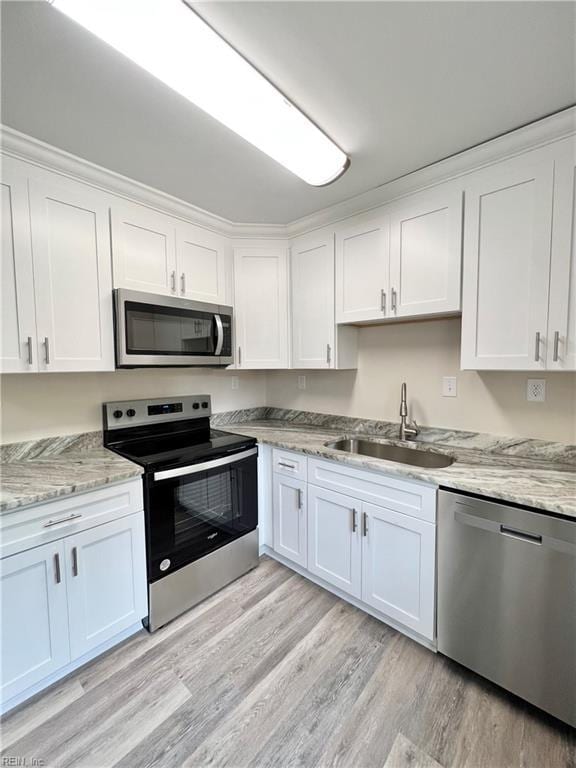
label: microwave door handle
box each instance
[214,314,224,356]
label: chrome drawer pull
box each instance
[278,462,296,470]
[43,513,82,528]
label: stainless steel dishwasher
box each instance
[437,490,576,728]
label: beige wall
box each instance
[2,318,575,445]
[0,369,266,444]
[267,318,576,444]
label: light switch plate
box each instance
[442,376,457,397]
[527,379,546,402]
[298,375,306,390]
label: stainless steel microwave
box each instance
[114,289,233,368]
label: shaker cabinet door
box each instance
[176,222,227,304]
[272,474,307,567]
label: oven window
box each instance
[147,454,258,581]
[125,301,215,356]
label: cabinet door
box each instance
[461,149,554,370]
[361,503,435,640]
[234,246,289,368]
[307,485,361,598]
[389,185,462,318]
[176,222,227,304]
[1,158,37,373]
[272,474,307,567]
[28,175,114,372]
[291,231,335,368]
[65,514,147,660]
[1,541,70,703]
[335,213,389,323]
[111,202,177,296]
[547,137,576,371]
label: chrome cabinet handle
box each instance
[351,508,358,533]
[54,553,61,584]
[170,270,176,293]
[297,488,303,510]
[553,331,560,362]
[362,511,368,537]
[380,289,386,314]
[391,288,397,312]
[44,337,50,365]
[72,546,79,577]
[181,272,186,295]
[43,513,82,528]
[214,314,224,356]
[326,343,332,365]
[26,336,33,365]
[278,462,296,470]
[534,331,541,362]
[238,346,242,367]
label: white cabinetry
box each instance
[547,137,576,371]
[291,231,357,369]
[1,541,70,703]
[1,159,114,373]
[461,147,556,370]
[233,245,289,368]
[1,158,37,373]
[176,223,227,304]
[361,502,435,637]
[307,485,361,598]
[272,474,307,567]
[388,185,462,318]
[335,213,389,323]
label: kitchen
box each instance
[1,1,575,766]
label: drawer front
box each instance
[308,458,436,523]
[1,479,144,559]
[272,449,307,481]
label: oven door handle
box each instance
[153,447,257,482]
[214,314,224,357]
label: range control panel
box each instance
[103,395,212,430]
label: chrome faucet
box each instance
[399,382,419,441]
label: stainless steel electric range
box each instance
[103,395,259,631]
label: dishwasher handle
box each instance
[500,525,542,545]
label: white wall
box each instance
[0,369,266,444]
[267,318,576,444]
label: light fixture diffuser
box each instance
[48,0,349,186]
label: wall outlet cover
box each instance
[231,376,239,390]
[298,375,306,390]
[526,379,546,402]
[442,376,457,397]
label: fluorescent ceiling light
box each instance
[48,0,349,186]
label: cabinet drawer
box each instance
[308,458,436,523]
[272,449,307,481]
[0,479,143,559]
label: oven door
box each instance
[115,288,233,367]
[145,447,258,582]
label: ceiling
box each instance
[1,1,575,224]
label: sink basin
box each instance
[324,438,455,469]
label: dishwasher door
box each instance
[437,490,576,727]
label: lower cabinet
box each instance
[307,485,361,599]
[0,505,147,710]
[272,474,307,567]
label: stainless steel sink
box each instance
[324,438,455,468]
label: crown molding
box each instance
[2,105,575,243]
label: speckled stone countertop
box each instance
[213,409,576,519]
[0,432,142,514]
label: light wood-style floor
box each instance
[1,556,575,768]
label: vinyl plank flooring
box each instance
[2,557,575,768]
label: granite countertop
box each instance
[0,432,142,515]
[221,419,576,519]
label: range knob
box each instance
[192,403,200,410]
[126,408,136,417]
[113,410,123,419]
[201,401,209,409]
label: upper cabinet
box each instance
[1,158,114,373]
[460,144,573,370]
[335,213,389,323]
[547,137,576,371]
[388,185,462,318]
[233,244,289,369]
[291,231,357,369]
[334,184,462,325]
[111,202,228,304]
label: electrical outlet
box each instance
[527,379,546,402]
[231,376,239,390]
[298,375,306,390]
[442,376,457,397]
